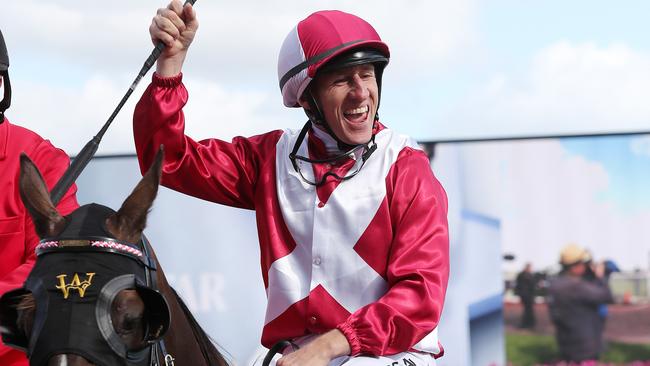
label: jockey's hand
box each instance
[277,329,351,366]
[149,0,198,77]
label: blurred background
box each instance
[2,1,650,365]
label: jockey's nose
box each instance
[348,73,370,101]
[49,354,95,366]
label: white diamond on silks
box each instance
[265,129,402,324]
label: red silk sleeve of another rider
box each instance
[337,148,449,356]
[0,139,78,296]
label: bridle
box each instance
[58,235,173,366]
[0,233,174,366]
[139,235,174,366]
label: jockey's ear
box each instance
[19,153,66,238]
[106,146,163,244]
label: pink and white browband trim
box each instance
[36,241,60,249]
[37,240,143,258]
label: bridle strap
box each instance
[161,343,175,366]
[150,340,174,366]
[140,235,174,366]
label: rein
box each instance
[261,340,299,366]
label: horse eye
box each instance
[111,290,146,338]
[121,316,143,331]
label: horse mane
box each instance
[170,287,230,366]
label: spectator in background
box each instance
[547,243,613,363]
[583,253,620,354]
[515,262,537,329]
[0,29,79,366]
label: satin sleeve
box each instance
[133,73,282,209]
[337,149,450,356]
[0,140,78,296]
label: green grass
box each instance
[506,333,558,366]
[506,333,650,366]
[600,342,650,364]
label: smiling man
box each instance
[303,62,378,144]
[133,2,450,365]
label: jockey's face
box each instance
[303,63,378,145]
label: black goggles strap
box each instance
[0,70,10,121]
[140,235,174,366]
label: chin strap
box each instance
[0,70,10,122]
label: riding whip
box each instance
[50,0,198,205]
[261,340,299,366]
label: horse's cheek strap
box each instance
[25,279,49,356]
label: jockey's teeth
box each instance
[344,106,369,116]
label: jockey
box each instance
[133,2,449,366]
[0,29,79,366]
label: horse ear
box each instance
[18,153,66,238]
[106,146,164,243]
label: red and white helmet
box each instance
[278,10,390,108]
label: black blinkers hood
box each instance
[0,204,170,366]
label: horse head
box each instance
[0,148,228,366]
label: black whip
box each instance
[261,340,299,366]
[50,0,198,205]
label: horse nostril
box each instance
[48,353,95,366]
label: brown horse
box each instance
[0,149,229,366]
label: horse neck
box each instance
[152,256,229,366]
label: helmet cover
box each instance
[278,10,389,107]
[0,30,9,72]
